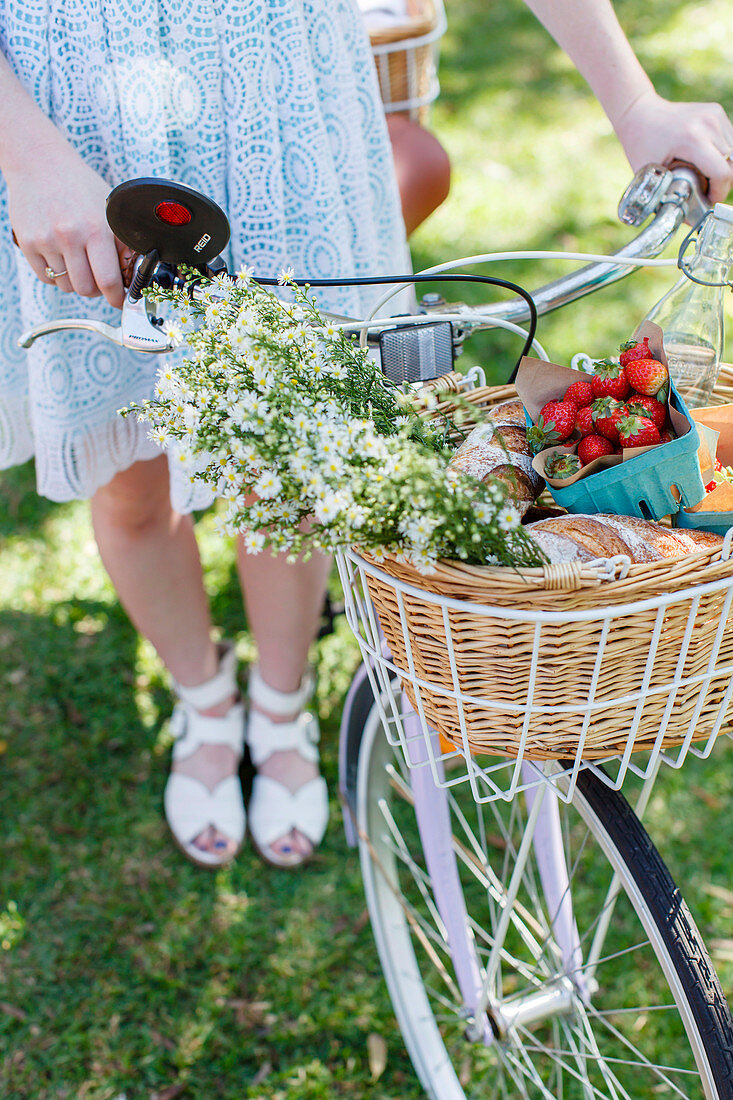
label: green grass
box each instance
[2,1,733,1096]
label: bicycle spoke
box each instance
[511,1034,630,1100]
[504,1044,572,1100]
[379,827,449,945]
[583,1002,698,1096]
[569,940,652,977]
[520,823,595,990]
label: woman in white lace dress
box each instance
[0,0,411,869]
[1,0,732,870]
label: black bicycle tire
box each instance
[574,766,733,1097]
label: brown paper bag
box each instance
[685,404,733,513]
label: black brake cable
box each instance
[251,272,538,383]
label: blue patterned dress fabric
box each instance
[0,0,408,507]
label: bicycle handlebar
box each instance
[17,163,710,355]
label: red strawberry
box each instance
[539,399,577,439]
[591,397,626,444]
[563,379,594,408]
[544,451,581,479]
[591,359,631,401]
[659,426,676,444]
[527,400,577,452]
[617,414,661,449]
[619,336,651,368]
[706,480,717,493]
[715,458,724,472]
[575,405,595,436]
[625,394,666,430]
[578,434,615,466]
[625,356,669,400]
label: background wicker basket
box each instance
[367,0,443,122]
[358,372,733,760]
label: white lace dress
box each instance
[0,0,409,507]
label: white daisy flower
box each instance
[212,273,234,295]
[498,505,520,531]
[243,531,266,554]
[345,503,367,529]
[235,264,255,287]
[249,501,275,525]
[254,470,283,500]
[314,492,345,523]
[161,322,183,347]
[409,548,437,575]
[474,502,495,525]
[149,426,170,447]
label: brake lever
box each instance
[19,291,175,353]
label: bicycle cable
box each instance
[251,271,538,381]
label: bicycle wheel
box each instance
[350,685,733,1099]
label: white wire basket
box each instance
[335,532,733,806]
[364,0,447,120]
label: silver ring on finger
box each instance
[44,266,67,279]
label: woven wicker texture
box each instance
[360,373,733,760]
[368,0,438,119]
[710,362,733,404]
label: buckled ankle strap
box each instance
[170,701,246,760]
[246,710,320,767]
[173,642,238,712]
[248,664,314,717]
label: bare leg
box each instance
[91,454,238,858]
[236,536,331,860]
[386,114,451,236]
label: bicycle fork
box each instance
[405,707,589,1045]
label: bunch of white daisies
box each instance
[124,269,542,573]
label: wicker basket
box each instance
[351,373,733,761]
[367,0,444,121]
[709,361,733,404]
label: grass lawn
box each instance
[2,1,733,1097]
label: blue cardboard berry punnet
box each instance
[673,506,733,536]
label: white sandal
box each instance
[246,665,329,869]
[164,642,246,868]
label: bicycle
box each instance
[20,163,733,1098]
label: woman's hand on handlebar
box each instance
[614,91,733,204]
[6,137,130,309]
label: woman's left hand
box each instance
[614,91,733,203]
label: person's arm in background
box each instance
[523,0,733,202]
[0,52,125,305]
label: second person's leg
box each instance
[236,538,331,863]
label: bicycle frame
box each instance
[18,161,717,1048]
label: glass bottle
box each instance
[642,202,733,408]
